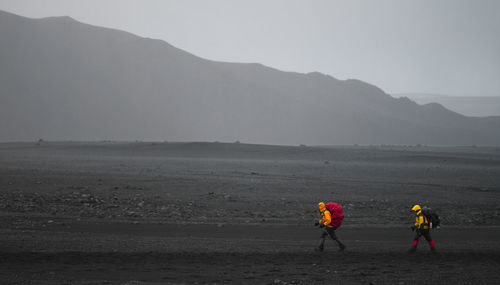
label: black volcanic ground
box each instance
[1,142,499,284]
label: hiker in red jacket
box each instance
[315,202,346,252]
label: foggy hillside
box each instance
[1,10,499,146]
[394,93,500,117]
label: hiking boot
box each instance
[315,246,324,252]
[407,247,417,253]
[338,244,346,251]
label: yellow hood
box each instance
[412,204,421,213]
[318,202,326,213]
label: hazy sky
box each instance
[1,0,499,96]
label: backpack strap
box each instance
[418,213,429,228]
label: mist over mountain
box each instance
[395,93,500,117]
[1,10,499,146]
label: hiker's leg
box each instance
[408,230,421,253]
[413,230,422,248]
[326,227,345,249]
[317,229,327,250]
[422,229,435,249]
[422,229,431,241]
[320,229,328,239]
[326,227,337,240]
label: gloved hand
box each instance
[411,226,416,231]
[314,221,320,226]
[319,224,325,228]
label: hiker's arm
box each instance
[416,216,424,229]
[322,211,332,226]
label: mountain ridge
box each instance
[395,92,500,117]
[1,10,499,145]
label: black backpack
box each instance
[422,207,441,229]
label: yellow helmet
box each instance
[318,202,326,212]
[411,205,421,212]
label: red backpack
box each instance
[325,202,344,229]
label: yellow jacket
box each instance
[414,210,429,230]
[318,202,333,228]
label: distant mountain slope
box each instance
[395,93,500,117]
[1,10,499,145]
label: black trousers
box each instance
[414,228,432,242]
[319,227,344,249]
[322,227,338,240]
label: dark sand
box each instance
[1,142,499,284]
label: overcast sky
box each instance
[1,0,499,96]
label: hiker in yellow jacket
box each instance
[409,204,436,252]
[315,202,346,252]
